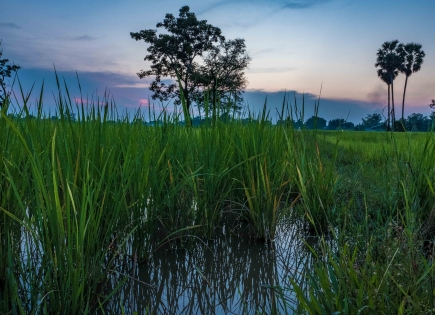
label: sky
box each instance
[1,0,434,123]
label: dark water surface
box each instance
[106,222,319,314]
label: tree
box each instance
[361,113,383,129]
[130,6,224,113]
[375,40,404,130]
[276,117,295,127]
[0,40,20,107]
[327,118,354,130]
[429,99,435,110]
[305,115,327,130]
[430,112,435,129]
[405,113,431,131]
[193,38,251,112]
[378,71,394,129]
[399,43,425,121]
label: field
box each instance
[1,87,435,314]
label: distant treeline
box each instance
[277,112,435,132]
[26,111,433,132]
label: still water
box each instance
[106,221,320,314]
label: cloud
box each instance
[73,97,106,106]
[197,0,334,30]
[199,0,332,14]
[248,67,296,74]
[138,99,149,106]
[251,49,276,57]
[73,35,97,41]
[113,83,151,88]
[0,22,20,29]
[279,0,332,9]
[124,100,181,114]
[367,84,386,106]
[243,89,384,123]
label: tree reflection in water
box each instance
[106,221,324,314]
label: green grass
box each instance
[1,80,435,313]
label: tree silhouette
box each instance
[375,40,403,130]
[130,6,224,113]
[399,43,425,122]
[193,38,251,112]
[327,118,354,130]
[361,113,383,129]
[305,115,326,130]
[0,40,20,107]
[430,99,435,110]
[405,113,431,131]
[377,70,394,129]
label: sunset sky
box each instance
[1,0,434,122]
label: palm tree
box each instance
[377,69,394,129]
[400,43,425,121]
[375,40,403,129]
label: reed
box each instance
[289,131,435,314]
[1,74,435,313]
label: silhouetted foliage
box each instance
[327,118,354,130]
[130,6,224,111]
[305,115,327,130]
[0,40,20,107]
[193,38,251,112]
[355,113,384,131]
[375,40,403,129]
[276,117,295,127]
[405,113,433,131]
[131,6,250,114]
[362,113,383,128]
[399,43,425,121]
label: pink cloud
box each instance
[124,99,184,114]
[73,97,107,106]
[138,99,149,106]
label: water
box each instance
[106,221,320,314]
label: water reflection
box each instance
[107,221,321,314]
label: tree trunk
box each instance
[0,81,6,106]
[184,88,190,110]
[391,75,396,130]
[402,75,409,122]
[184,62,192,112]
[387,83,391,130]
[212,82,217,111]
[183,84,192,126]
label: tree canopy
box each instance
[193,38,251,112]
[0,40,20,107]
[362,113,382,128]
[375,40,403,129]
[327,118,354,130]
[399,43,425,121]
[130,6,250,114]
[305,116,327,130]
[375,40,425,130]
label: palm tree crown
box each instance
[401,43,425,76]
[375,40,403,129]
[399,43,425,121]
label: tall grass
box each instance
[0,78,300,313]
[289,131,435,313]
[1,75,435,313]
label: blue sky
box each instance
[1,0,434,122]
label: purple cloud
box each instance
[0,22,20,29]
[73,35,97,41]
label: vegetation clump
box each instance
[0,12,434,313]
[1,80,435,313]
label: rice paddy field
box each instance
[1,85,435,314]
